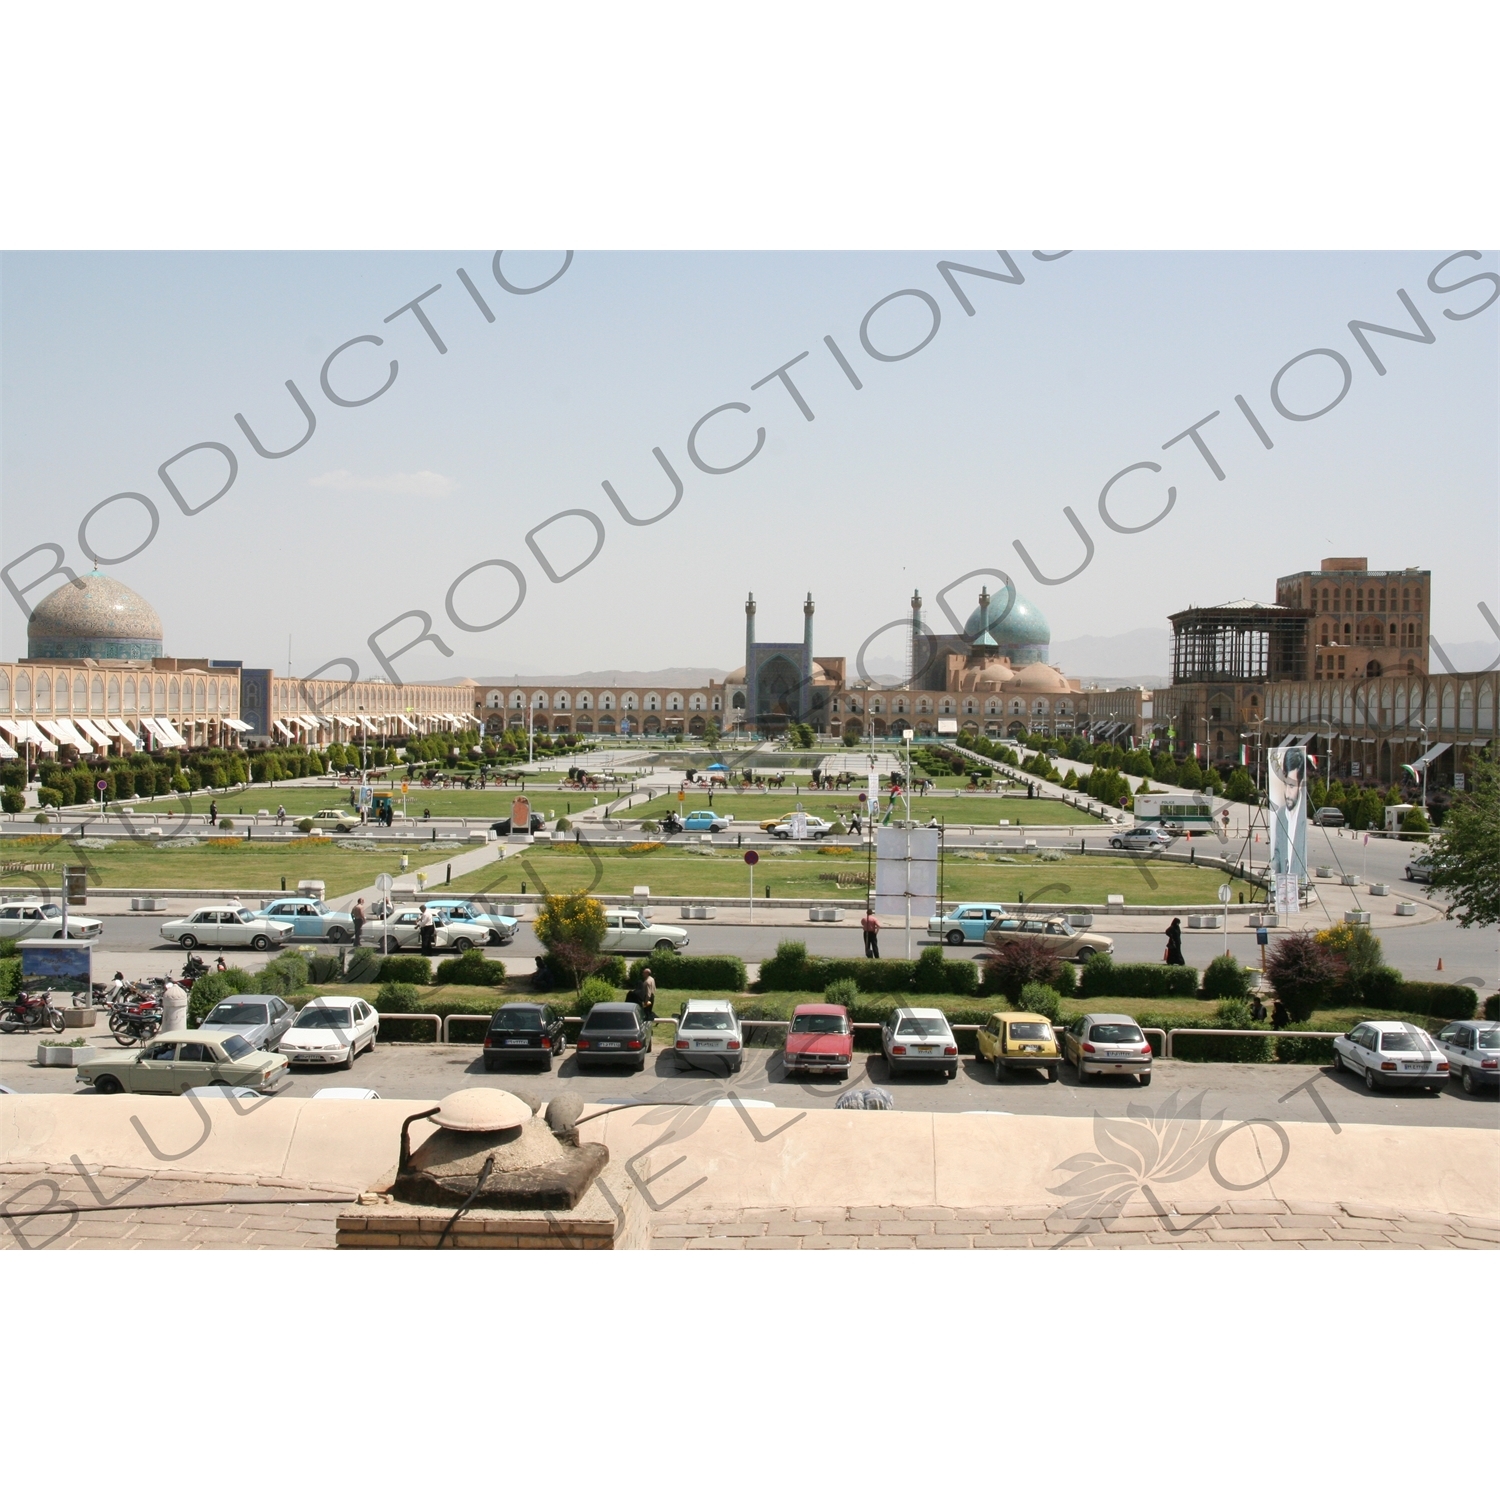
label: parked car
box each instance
[312,1087,382,1099]
[374,907,492,952]
[574,1001,652,1071]
[303,808,363,832]
[770,815,834,840]
[1060,1013,1153,1085]
[975,1010,1060,1081]
[76,1031,288,1095]
[159,905,294,951]
[249,898,357,942]
[1434,1019,1500,1094]
[491,812,546,835]
[1312,806,1346,827]
[682,811,731,831]
[1405,853,1433,883]
[197,995,296,1052]
[783,1003,852,1078]
[983,916,1112,961]
[420,898,519,945]
[1109,827,1174,851]
[279,997,380,1067]
[927,902,1008,946]
[599,909,689,955]
[1333,1020,1450,1092]
[183,1084,262,1099]
[483,1001,566,1070]
[673,998,743,1073]
[0,901,103,941]
[882,1007,959,1078]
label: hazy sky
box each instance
[2,250,1495,683]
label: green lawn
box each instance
[0,836,420,898]
[466,846,1254,905]
[123,784,612,820]
[629,791,1097,826]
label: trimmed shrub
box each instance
[186,966,258,1026]
[575,976,617,1018]
[1,790,23,814]
[1392,981,1478,1021]
[307,953,341,984]
[978,938,1073,1002]
[0,955,24,998]
[257,950,311,996]
[36,787,62,808]
[1275,1031,1336,1066]
[1017,981,1064,1022]
[626,953,747,992]
[344,946,381,983]
[377,953,433,986]
[1077,956,1198,999]
[1200,953,1252,1001]
[435,949,508,986]
[375,981,423,1012]
[824,977,859,1008]
[531,951,628,991]
[1485,994,1498,1022]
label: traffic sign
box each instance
[96,779,108,791]
[744,849,759,865]
[375,873,394,893]
[1217,883,1232,904]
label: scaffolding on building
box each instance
[1169,601,1312,684]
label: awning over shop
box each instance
[44,719,92,752]
[1406,742,1451,774]
[0,736,16,759]
[74,718,111,748]
[106,717,136,739]
[272,720,294,740]
[222,719,254,732]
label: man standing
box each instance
[352,897,367,947]
[418,904,436,956]
[277,804,287,826]
[861,907,881,960]
[208,799,219,827]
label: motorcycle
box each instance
[0,989,66,1034]
[180,954,208,989]
[109,991,163,1047]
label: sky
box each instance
[2,249,1496,684]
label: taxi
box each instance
[974,1009,1061,1081]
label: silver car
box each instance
[373,907,491,952]
[673,998,743,1073]
[1435,1020,1500,1094]
[197,994,296,1052]
[1061,1013,1153,1084]
[0,901,103,941]
[1109,827,1174,851]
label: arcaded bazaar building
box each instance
[0,572,475,761]
[474,586,1086,742]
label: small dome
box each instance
[27,571,163,661]
[1011,661,1070,690]
[431,1088,533,1132]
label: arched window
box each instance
[36,673,51,712]
[532,691,548,709]
[0,671,9,712]
[555,691,570,710]
[645,693,660,711]
[485,690,502,708]
[12,673,27,711]
[689,694,705,711]
[1033,698,1049,716]
[622,693,638,711]
[868,698,883,714]
[731,691,745,710]
[577,691,592,710]
[600,692,615,710]
[107,676,121,713]
[168,679,180,713]
[123,677,137,712]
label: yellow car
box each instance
[974,1010,1061,1082]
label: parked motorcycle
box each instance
[109,992,163,1047]
[180,954,208,989]
[0,989,66,1034]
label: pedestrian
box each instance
[215,955,227,972]
[634,965,657,1024]
[418,904,436,956]
[1164,916,1185,965]
[861,907,881,959]
[209,799,219,827]
[1250,994,1267,1022]
[850,811,862,837]
[352,897,366,947]
[276,803,286,826]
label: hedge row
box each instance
[1078,956,1200,999]
[757,942,979,996]
[626,954,748,992]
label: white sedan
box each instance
[160,905,294,951]
[769,815,834,840]
[0,901,103,940]
[1434,1019,1499,1094]
[372,907,492,952]
[279,997,380,1068]
[1333,1019,1451,1093]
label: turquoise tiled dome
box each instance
[26,572,164,661]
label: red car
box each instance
[784,1003,854,1079]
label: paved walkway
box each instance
[6,1169,1495,1249]
[649,1198,1500,1249]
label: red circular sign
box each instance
[743,849,759,865]
[96,780,108,790]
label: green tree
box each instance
[701,721,721,749]
[1426,749,1499,928]
[1224,767,1256,803]
[1176,755,1203,790]
[1399,805,1429,836]
[1266,930,1347,1025]
[533,890,608,996]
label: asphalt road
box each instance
[6,1040,1496,1127]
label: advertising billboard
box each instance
[1268,745,1308,913]
[874,827,940,921]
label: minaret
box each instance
[744,592,757,732]
[909,589,923,688]
[800,592,815,722]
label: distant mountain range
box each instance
[1052,629,1171,685]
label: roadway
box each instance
[4,1039,1495,1128]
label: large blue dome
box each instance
[964,589,1050,663]
[27,572,164,661]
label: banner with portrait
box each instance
[1268,745,1308,909]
